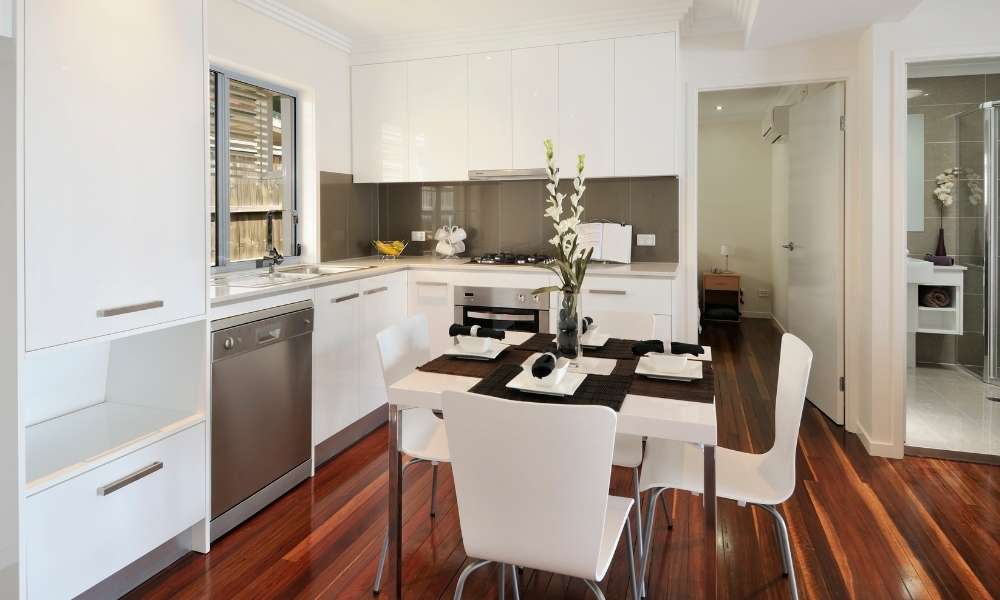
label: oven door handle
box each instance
[466,311,537,322]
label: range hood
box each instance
[468,168,547,181]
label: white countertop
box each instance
[210,256,679,306]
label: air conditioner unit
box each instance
[761,105,790,144]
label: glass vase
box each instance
[556,290,583,362]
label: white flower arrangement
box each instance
[934,167,984,208]
[534,139,593,295]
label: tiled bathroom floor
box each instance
[906,364,999,456]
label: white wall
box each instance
[770,142,789,329]
[697,119,774,317]
[208,0,352,263]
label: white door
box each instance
[614,33,677,176]
[351,62,408,183]
[408,55,469,182]
[359,273,407,416]
[511,46,558,169]
[786,82,845,424]
[558,40,613,177]
[407,274,454,357]
[313,281,361,445]
[469,51,513,170]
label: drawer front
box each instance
[25,424,206,600]
[583,277,671,315]
[703,275,739,291]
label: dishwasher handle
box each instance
[213,305,314,361]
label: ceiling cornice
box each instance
[234,0,352,54]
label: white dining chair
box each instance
[637,333,812,599]
[587,310,656,556]
[372,314,451,595]
[442,391,640,600]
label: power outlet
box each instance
[636,234,656,247]
[411,230,426,242]
[758,288,770,298]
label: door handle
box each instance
[781,242,796,251]
[96,300,164,318]
[364,286,388,296]
[97,462,163,496]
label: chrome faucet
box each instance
[262,210,284,274]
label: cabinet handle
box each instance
[466,311,536,322]
[97,461,163,496]
[333,293,359,303]
[588,289,627,296]
[415,281,447,287]
[96,300,164,318]
[364,286,388,296]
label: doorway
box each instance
[697,82,846,424]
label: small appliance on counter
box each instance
[578,222,632,263]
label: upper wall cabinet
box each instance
[511,46,559,170]
[23,0,206,350]
[614,33,677,176]
[352,62,409,183]
[408,56,469,182]
[469,51,513,171]
[558,40,613,177]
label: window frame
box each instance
[210,66,300,272]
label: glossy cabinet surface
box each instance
[614,33,677,176]
[407,272,455,357]
[469,51,513,171]
[511,46,559,169]
[358,272,407,416]
[23,0,206,350]
[558,40,613,177]
[313,281,361,444]
[408,56,468,182]
[352,62,408,183]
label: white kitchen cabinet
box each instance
[408,56,468,182]
[23,0,206,350]
[407,272,455,357]
[468,51,512,171]
[352,62,408,183]
[358,272,407,416]
[614,33,677,176]
[558,40,613,177]
[313,281,361,445]
[511,46,558,169]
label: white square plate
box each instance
[675,346,712,362]
[443,344,507,361]
[580,332,610,349]
[505,369,587,396]
[635,356,704,381]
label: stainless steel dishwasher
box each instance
[210,300,313,541]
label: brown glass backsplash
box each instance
[320,174,679,262]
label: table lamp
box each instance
[720,244,730,273]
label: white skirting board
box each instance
[76,528,196,600]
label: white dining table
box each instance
[382,332,718,599]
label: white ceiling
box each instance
[745,0,922,48]
[699,86,788,124]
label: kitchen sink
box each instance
[278,264,377,275]
[213,271,323,289]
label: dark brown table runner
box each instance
[468,364,632,411]
[514,333,639,361]
[418,347,535,379]
[628,361,716,404]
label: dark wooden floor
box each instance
[130,319,999,599]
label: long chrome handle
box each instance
[414,281,447,287]
[588,289,627,296]
[364,286,389,296]
[333,293,359,303]
[96,300,164,318]
[97,461,163,496]
[466,311,535,322]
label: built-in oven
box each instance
[454,286,550,333]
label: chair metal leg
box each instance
[626,517,640,600]
[373,458,425,594]
[583,580,607,600]
[454,559,492,600]
[498,563,506,600]
[430,462,439,518]
[757,504,799,600]
[640,487,665,597]
[659,489,673,529]
[632,468,644,558]
[510,564,521,600]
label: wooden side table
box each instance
[702,272,742,322]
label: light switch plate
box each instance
[411,230,426,242]
[636,234,656,247]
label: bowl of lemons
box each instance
[372,240,408,259]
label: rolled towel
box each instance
[531,352,557,379]
[670,342,705,357]
[631,340,665,356]
[582,316,596,334]
[920,286,952,308]
[448,324,506,340]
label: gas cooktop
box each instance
[467,252,553,266]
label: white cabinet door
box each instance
[614,33,677,176]
[558,40,613,177]
[313,281,361,445]
[24,0,206,350]
[407,272,455,357]
[408,56,468,182]
[352,62,408,183]
[468,51,512,171]
[512,46,558,169]
[359,272,407,416]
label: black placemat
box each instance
[467,363,631,411]
[418,348,535,379]
[628,362,716,404]
[514,333,639,361]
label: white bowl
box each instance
[644,353,688,374]
[456,335,494,354]
[537,359,569,387]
